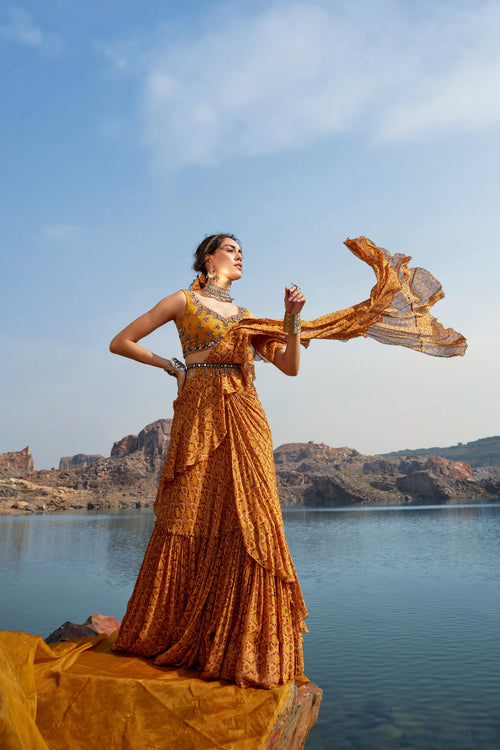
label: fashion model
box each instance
[109,233,466,689]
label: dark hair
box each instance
[192,233,240,277]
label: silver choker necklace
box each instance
[204,282,234,303]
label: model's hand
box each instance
[176,369,186,395]
[284,284,305,314]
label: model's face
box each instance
[206,238,243,282]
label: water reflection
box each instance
[281,505,500,749]
[1,505,500,749]
[104,513,155,585]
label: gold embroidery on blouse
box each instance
[175,290,249,357]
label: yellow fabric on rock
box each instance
[0,630,297,749]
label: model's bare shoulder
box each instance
[149,289,187,325]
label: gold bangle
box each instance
[283,312,301,334]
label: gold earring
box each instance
[207,265,217,281]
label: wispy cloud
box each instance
[0,7,61,54]
[129,0,500,168]
[379,3,500,140]
[93,40,134,73]
[40,224,85,243]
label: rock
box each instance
[396,469,483,501]
[423,456,473,481]
[11,500,30,511]
[274,442,355,466]
[0,446,35,475]
[2,429,498,517]
[45,613,322,749]
[363,459,401,476]
[111,433,139,457]
[45,612,121,644]
[111,419,172,459]
[59,454,104,471]
[265,680,323,749]
[473,466,500,481]
[137,419,172,458]
[274,442,491,507]
[0,477,94,515]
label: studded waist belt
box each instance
[186,362,240,372]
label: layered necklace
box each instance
[203,281,234,303]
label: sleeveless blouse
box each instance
[175,289,249,357]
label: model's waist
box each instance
[186,362,240,372]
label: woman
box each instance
[109,232,466,689]
[110,233,307,689]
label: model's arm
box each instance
[273,284,305,376]
[109,290,187,390]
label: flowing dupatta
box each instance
[217,236,467,375]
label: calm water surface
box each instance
[1,504,500,749]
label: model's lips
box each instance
[235,264,242,270]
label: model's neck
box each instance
[209,276,231,290]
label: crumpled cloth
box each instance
[0,629,303,749]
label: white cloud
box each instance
[0,7,61,54]
[122,0,500,168]
[379,3,500,140]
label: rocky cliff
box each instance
[59,454,104,471]
[0,419,172,514]
[274,441,498,507]
[0,446,35,475]
[1,426,499,515]
[383,435,500,468]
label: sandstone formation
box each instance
[0,446,34,475]
[111,419,172,459]
[0,419,172,515]
[59,454,105,471]
[1,425,499,515]
[0,477,93,514]
[274,442,492,507]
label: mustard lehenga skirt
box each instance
[114,374,307,690]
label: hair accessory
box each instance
[204,234,222,254]
[191,274,206,291]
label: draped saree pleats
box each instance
[114,380,307,689]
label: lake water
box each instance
[1,504,500,749]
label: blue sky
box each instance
[1,0,499,469]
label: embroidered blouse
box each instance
[175,289,249,357]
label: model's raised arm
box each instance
[273,284,305,377]
[109,290,186,377]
